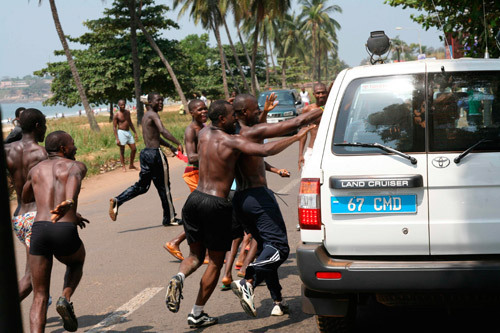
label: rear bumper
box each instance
[297,243,500,293]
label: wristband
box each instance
[65,199,75,206]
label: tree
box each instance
[299,0,341,83]
[44,0,100,131]
[385,0,500,58]
[35,2,187,110]
[174,0,230,99]
[128,0,143,125]
[247,0,291,95]
[136,2,189,111]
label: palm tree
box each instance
[275,12,305,87]
[221,0,250,92]
[128,0,143,125]
[136,3,189,111]
[45,0,100,131]
[174,0,230,99]
[299,0,341,82]
[247,0,291,95]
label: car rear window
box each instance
[333,74,426,154]
[428,71,500,152]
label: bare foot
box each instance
[122,166,127,172]
[129,165,137,170]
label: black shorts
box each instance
[182,190,233,251]
[30,221,82,257]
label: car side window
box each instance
[333,75,425,154]
[428,71,500,152]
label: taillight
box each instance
[298,178,321,230]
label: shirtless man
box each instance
[298,82,328,170]
[164,100,313,328]
[113,99,138,171]
[109,93,183,226]
[4,108,47,301]
[229,93,322,317]
[23,131,88,332]
[164,99,208,261]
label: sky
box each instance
[0,0,445,79]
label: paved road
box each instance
[14,141,318,332]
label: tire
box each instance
[316,316,351,333]
[316,297,357,333]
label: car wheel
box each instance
[316,297,357,333]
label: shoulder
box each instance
[302,103,317,113]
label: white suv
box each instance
[297,58,500,332]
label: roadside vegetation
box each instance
[44,108,190,176]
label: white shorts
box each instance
[118,129,135,145]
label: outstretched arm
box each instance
[231,125,315,157]
[265,161,290,177]
[152,115,183,154]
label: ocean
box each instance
[0,101,112,123]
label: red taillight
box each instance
[298,178,321,230]
[316,271,342,280]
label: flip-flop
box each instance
[221,283,231,291]
[235,261,243,269]
[237,270,245,278]
[163,243,184,261]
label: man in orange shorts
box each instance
[164,99,208,260]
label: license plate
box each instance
[267,118,279,123]
[331,195,417,214]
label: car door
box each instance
[426,62,500,254]
[321,65,430,255]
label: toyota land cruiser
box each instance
[296,58,500,332]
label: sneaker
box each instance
[187,312,218,328]
[170,218,182,226]
[109,198,118,221]
[165,275,183,313]
[231,279,257,317]
[55,297,78,332]
[271,300,289,316]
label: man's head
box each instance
[233,94,260,126]
[15,107,25,120]
[301,86,306,92]
[118,99,126,111]
[313,83,328,107]
[188,100,208,124]
[45,130,77,160]
[20,108,46,142]
[208,100,236,134]
[148,93,163,112]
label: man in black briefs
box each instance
[230,93,323,317]
[23,131,89,332]
[109,92,183,226]
[164,100,314,328]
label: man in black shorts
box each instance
[164,100,314,328]
[23,131,89,332]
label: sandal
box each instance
[237,270,246,278]
[235,261,243,269]
[221,276,232,291]
[163,243,184,261]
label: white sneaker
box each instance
[271,300,289,316]
[231,279,257,317]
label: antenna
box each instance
[483,0,490,58]
[430,0,452,59]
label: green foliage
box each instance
[34,0,185,108]
[44,110,190,176]
[385,0,500,58]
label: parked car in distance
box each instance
[258,89,304,124]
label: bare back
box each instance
[196,127,242,198]
[5,139,47,215]
[25,158,86,223]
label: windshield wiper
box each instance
[334,142,418,165]
[454,139,492,164]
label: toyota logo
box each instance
[432,156,450,168]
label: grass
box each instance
[45,108,191,177]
